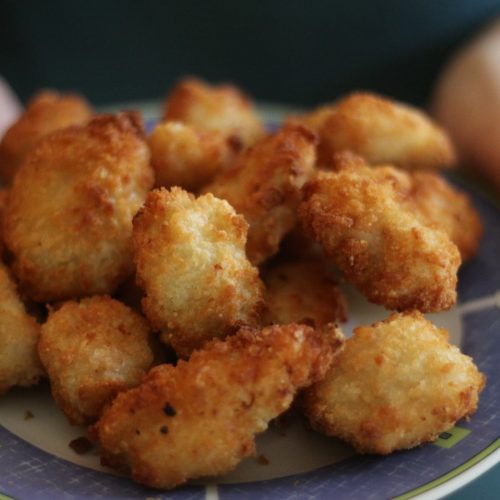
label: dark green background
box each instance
[1,0,500,107]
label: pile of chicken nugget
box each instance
[0,79,486,489]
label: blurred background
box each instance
[1,0,500,107]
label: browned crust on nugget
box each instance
[0,262,42,395]
[263,258,347,327]
[133,187,265,357]
[38,295,153,424]
[3,112,153,302]
[0,90,93,184]
[302,311,485,454]
[401,171,483,261]
[289,92,456,170]
[204,124,317,264]
[95,323,344,489]
[299,157,460,312]
[148,121,237,192]
[163,77,264,148]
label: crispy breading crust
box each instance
[3,112,153,302]
[133,187,265,357]
[263,259,347,327]
[204,125,317,264]
[0,90,93,184]
[148,121,238,192]
[95,323,344,489]
[38,295,153,425]
[299,159,461,312]
[401,171,483,261]
[327,155,482,261]
[302,311,485,454]
[163,77,265,149]
[0,262,42,395]
[289,92,455,170]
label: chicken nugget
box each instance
[133,187,265,357]
[0,262,42,395]
[402,171,483,261]
[299,158,460,312]
[148,121,237,192]
[204,124,317,264]
[0,90,92,184]
[302,311,485,454]
[38,296,153,425]
[3,112,153,302]
[95,323,344,489]
[263,259,347,327]
[164,77,265,149]
[290,92,455,170]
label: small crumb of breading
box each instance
[148,121,237,192]
[95,323,344,489]
[299,156,460,312]
[289,92,455,170]
[0,262,43,395]
[302,311,485,455]
[133,187,265,358]
[204,124,317,264]
[401,171,483,261]
[38,295,154,425]
[3,112,153,302]
[0,90,93,184]
[263,259,347,327]
[163,77,265,149]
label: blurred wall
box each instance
[1,0,500,107]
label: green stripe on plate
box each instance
[433,426,471,449]
[395,437,500,499]
[0,493,14,500]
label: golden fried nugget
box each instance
[263,259,347,327]
[95,323,344,489]
[402,172,483,261]
[302,311,485,454]
[204,125,317,264]
[148,121,238,192]
[38,296,153,425]
[0,90,92,184]
[3,112,153,302]
[133,187,265,358]
[290,92,455,170]
[0,262,42,395]
[299,159,461,312]
[164,77,265,149]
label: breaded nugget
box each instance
[3,112,153,302]
[0,262,42,395]
[263,259,347,327]
[290,92,455,170]
[299,158,460,312]
[204,125,317,264]
[148,121,237,192]
[164,77,265,149]
[95,323,344,489]
[402,172,483,261]
[133,187,265,358]
[0,90,92,184]
[302,311,485,454]
[38,296,153,425]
